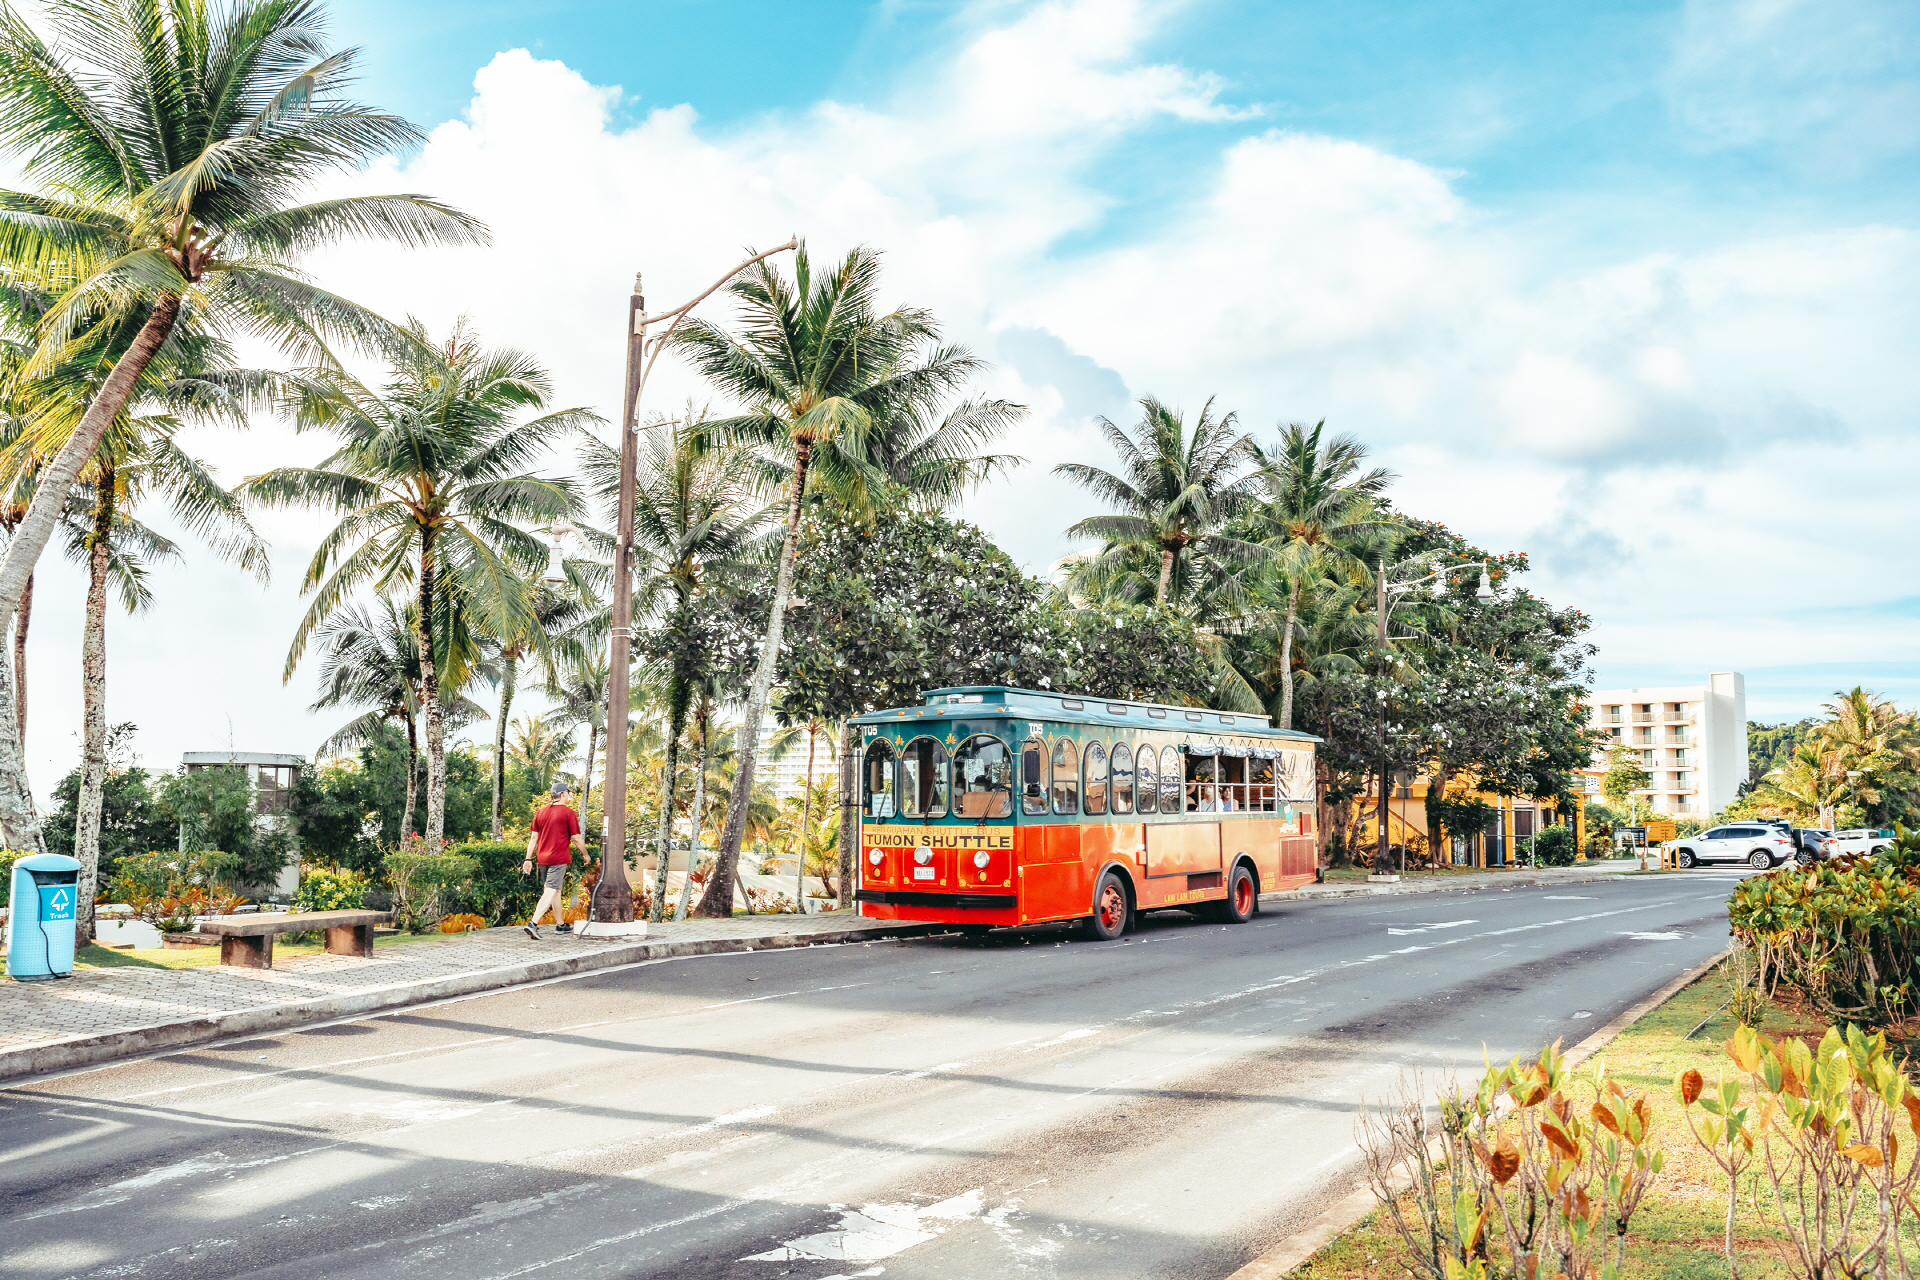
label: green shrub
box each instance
[1729,831,1920,1028]
[1532,824,1576,867]
[449,840,592,926]
[385,852,479,933]
[0,848,29,892]
[107,849,241,902]
[294,865,368,913]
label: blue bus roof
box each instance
[848,685,1321,743]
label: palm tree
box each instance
[306,600,489,838]
[485,582,594,838]
[1245,421,1396,729]
[1810,687,1920,825]
[245,321,587,844]
[1055,396,1264,608]
[668,245,982,916]
[0,0,486,847]
[547,651,611,841]
[507,715,576,795]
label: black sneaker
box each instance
[555,923,574,934]
[523,923,542,940]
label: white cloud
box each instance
[24,0,1920,797]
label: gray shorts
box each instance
[542,863,566,890]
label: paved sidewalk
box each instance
[0,911,930,1084]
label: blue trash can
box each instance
[7,853,82,981]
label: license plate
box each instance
[914,866,935,881]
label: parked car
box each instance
[1830,828,1895,857]
[1669,824,1796,870]
[1789,828,1834,865]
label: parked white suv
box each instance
[1670,824,1796,870]
[1830,828,1895,857]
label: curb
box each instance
[0,922,941,1085]
[1225,947,1731,1279]
[1261,864,1636,905]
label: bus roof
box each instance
[849,685,1322,743]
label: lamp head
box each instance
[541,528,569,585]
[1475,570,1494,599]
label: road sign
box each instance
[1646,820,1676,843]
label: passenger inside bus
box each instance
[1185,754,1218,812]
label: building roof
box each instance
[181,752,304,767]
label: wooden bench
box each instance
[196,910,393,969]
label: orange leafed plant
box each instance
[438,913,487,933]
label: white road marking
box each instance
[1620,931,1687,941]
[1387,920,1478,935]
[742,1189,984,1263]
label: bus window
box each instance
[954,735,1012,818]
[1250,756,1277,811]
[1111,743,1134,814]
[1021,737,1048,815]
[900,737,950,818]
[1052,739,1079,814]
[864,739,897,817]
[1084,742,1109,815]
[1134,743,1156,814]
[1159,746,1181,813]
[1220,754,1246,811]
[1185,752,1218,812]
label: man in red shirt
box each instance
[523,782,586,939]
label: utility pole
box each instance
[594,242,798,926]
[594,275,646,924]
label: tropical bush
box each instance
[1531,824,1576,867]
[1675,1023,1920,1280]
[1728,844,1920,1029]
[1360,1041,1663,1280]
[448,839,591,926]
[438,912,487,933]
[293,866,368,913]
[386,852,479,934]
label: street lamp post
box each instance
[595,243,798,926]
[1370,556,1496,878]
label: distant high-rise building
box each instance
[1583,673,1746,819]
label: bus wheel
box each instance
[1084,871,1130,941]
[1204,863,1257,924]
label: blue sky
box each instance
[16,0,1920,786]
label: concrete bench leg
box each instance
[221,934,273,969]
[325,924,374,959]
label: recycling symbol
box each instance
[40,884,74,921]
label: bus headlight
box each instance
[868,849,883,866]
[973,851,991,869]
[914,848,933,865]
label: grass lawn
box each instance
[2,930,459,975]
[1290,962,1875,1280]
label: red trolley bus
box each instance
[852,686,1320,938]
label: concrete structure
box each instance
[1583,673,1746,819]
[755,721,833,803]
[181,751,305,895]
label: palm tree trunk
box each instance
[798,725,815,907]
[649,678,690,922]
[0,293,181,855]
[579,723,597,836]
[1156,547,1174,604]
[74,488,114,946]
[675,701,709,921]
[491,653,516,839]
[700,439,811,916]
[14,571,30,742]
[401,704,419,840]
[836,720,858,909]
[1277,580,1300,730]
[415,531,446,846]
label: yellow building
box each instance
[1352,774,1585,868]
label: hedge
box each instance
[1728,843,1920,1028]
[447,840,593,926]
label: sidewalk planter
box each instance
[160,931,218,949]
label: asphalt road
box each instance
[1,870,1748,1280]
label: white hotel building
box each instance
[1584,673,1747,819]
